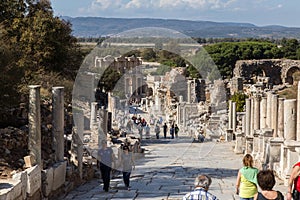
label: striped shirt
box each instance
[183,188,218,200]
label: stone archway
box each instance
[234,59,300,85]
[284,66,300,85]
[251,68,266,83]
[251,67,266,77]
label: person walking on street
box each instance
[183,174,218,200]
[236,154,258,200]
[155,124,160,139]
[170,124,175,139]
[126,119,132,132]
[163,123,168,139]
[121,145,135,191]
[254,169,283,200]
[98,140,114,192]
[174,124,179,138]
[137,123,143,139]
[145,124,151,139]
[287,161,300,200]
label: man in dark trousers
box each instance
[163,123,168,139]
[98,140,114,192]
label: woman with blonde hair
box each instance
[236,154,258,200]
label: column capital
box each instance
[29,85,41,89]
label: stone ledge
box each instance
[0,179,22,200]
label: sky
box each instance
[50,0,300,27]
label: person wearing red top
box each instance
[287,162,300,200]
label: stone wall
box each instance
[233,59,300,85]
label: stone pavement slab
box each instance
[60,137,287,200]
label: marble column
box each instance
[228,100,233,130]
[277,98,284,138]
[250,98,254,135]
[176,103,181,125]
[72,111,84,179]
[187,80,192,103]
[260,96,267,129]
[90,73,96,102]
[266,92,272,128]
[28,85,42,167]
[254,95,260,131]
[52,87,65,162]
[232,102,237,132]
[182,103,187,128]
[242,114,246,133]
[252,130,260,158]
[284,99,297,141]
[271,94,278,137]
[107,92,117,121]
[279,144,288,181]
[245,98,251,137]
[297,82,300,141]
[90,102,98,130]
[98,107,108,146]
[107,92,112,113]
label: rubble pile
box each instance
[0,127,28,178]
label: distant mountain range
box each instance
[62,16,300,39]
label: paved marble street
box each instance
[60,133,287,200]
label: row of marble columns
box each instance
[90,102,109,146]
[241,92,298,141]
[231,82,300,185]
[29,85,65,168]
[28,84,111,186]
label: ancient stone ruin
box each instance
[2,55,300,199]
[229,59,300,185]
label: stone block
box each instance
[41,167,53,197]
[52,161,67,191]
[261,128,273,137]
[24,155,35,168]
[245,136,253,154]
[226,129,233,142]
[269,138,284,170]
[234,132,244,154]
[25,165,41,196]
[12,171,28,200]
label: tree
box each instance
[0,0,26,26]
[282,39,299,59]
[230,92,248,112]
[99,68,122,92]
[204,41,283,78]
[0,0,83,111]
[141,48,156,61]
[151,65,172,76]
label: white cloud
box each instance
[125,0,150,9]
[84,0,286,20]
[89,0,237,11]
